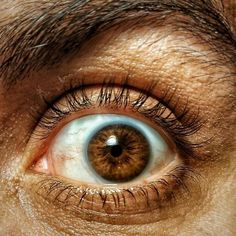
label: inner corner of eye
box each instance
[32,154,49,174]
[31,112,178,186]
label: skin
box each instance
[0,0,236,235]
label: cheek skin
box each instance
[1,159,236,236]
[0,19,236,236]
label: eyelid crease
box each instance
[29,77,203,163]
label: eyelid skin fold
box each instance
[31,79,202,157]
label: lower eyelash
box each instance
[34,164,199,216]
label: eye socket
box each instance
[27,82,200,216]
[33,114,175,184]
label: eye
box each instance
[33,114,174,184]
[27,82,200,216]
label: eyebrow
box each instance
[0,0,235,85]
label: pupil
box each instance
[110,144,123,157]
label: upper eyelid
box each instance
[0,0,234,87]
[30,81,203,161]
[33,80,178,132]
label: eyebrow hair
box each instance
[0,0,235,85]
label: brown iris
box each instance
[87,124,150,182]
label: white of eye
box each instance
[44,114,175,184]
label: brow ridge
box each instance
[0,0,234,86]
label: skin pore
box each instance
[0,0,236,235]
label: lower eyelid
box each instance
[29,162,195,221]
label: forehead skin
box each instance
[0,0,236,236]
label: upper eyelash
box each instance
[32,78,203,160]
